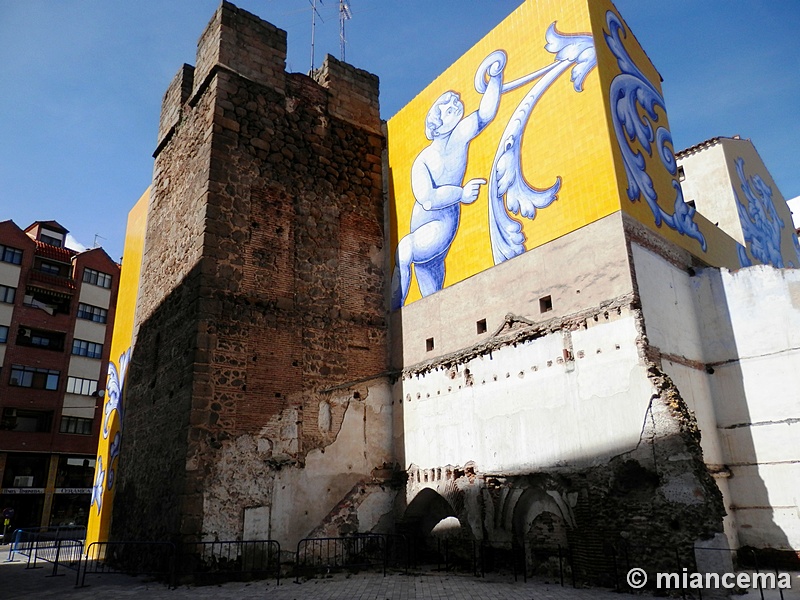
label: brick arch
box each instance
[401,487,457,537]
[511,486,573,543]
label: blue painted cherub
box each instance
[391,52,507,309]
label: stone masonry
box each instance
[109,1,758,585]
[113,1,390,545]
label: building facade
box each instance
[0,220,119,531]
[97,0,799,574]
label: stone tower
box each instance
[112,1,393,545]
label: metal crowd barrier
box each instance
[177,539,281,585]
[77,541,177,588]
[31,536,85,577]
[295,534,387,582]
[4,526,86,565]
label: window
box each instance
[9,365,60,390]
[426,337,435,352]
[77,303,107,324]
[24,288,71,315]
[59,416,94,435]
[39,262,61,275]
[72,339,103,359]
[56,456,95,488]
[40,233,62,247]
[66,376,98,396]
[476,318,487,334]
[0,285,15,304]
[0,325,8,343]
[1,409,52,433]
[83,268,112,289]
[539,295,553,313]
[0,244,23,265]
[16,327,65,351]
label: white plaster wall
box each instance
[268,380,394,549]
[711,353,800,428]
[662,360,723,465]
[633,243,705,362]
[698,267,800,363]
[72,319,106,344]
[396,314,653,473]
[392,213,633,367]
[356,488,396,532]
[79,283,112,309]
[788,196,800,229]
[710,475,740,553]
[635,240,800,551]
[0,262,21,288]
[677,142,742,244]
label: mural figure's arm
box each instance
[453,51,507,145]
[411,156,484,211]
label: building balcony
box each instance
[27,269,76,294]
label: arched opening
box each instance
[512,487,572,578]
[399,488,473,571]
[401,488,457,537]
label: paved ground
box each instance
[2,544,797,599]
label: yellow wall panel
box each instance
[86,188,148,546]
[388,0,621,308]
[590,0,742,268]
[724,142,800,268]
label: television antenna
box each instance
[309,0,324,73]
[339,0,351,62]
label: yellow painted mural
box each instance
[388,0,619,309]
[389,0,797,309]
[724,142,800,268]
[86,188,149,546]
[590,0,739,268]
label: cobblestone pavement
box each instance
[2,545,797,600]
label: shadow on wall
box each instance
[111,262,202,545]
[391,433,730,588]
[697,267,797,565]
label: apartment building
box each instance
[0,220,119,530]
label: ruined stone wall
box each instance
[631,215,800,555]
[115,1,390,545]
[392,215,724,582]
[395,310,724,583]
[113,57,210,542]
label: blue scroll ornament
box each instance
[90,456,105,515]
[734,157,785,268]
[488,24,597,264]
[605,10,706,251]
[103,347,131,493]
[103,347,130,439]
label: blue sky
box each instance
[1,1,798,261]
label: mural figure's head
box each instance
[425,91,463,140]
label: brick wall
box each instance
[115,1,387,542]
